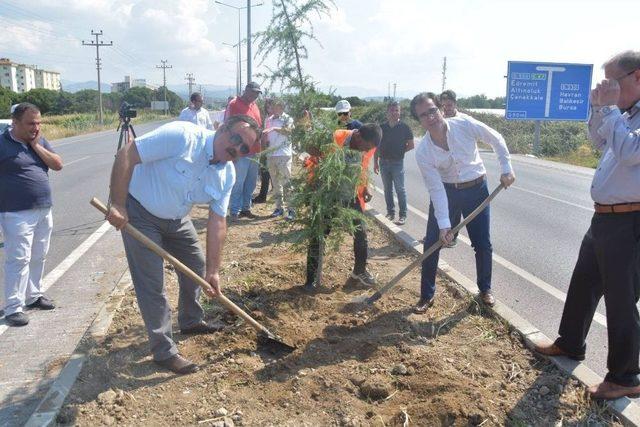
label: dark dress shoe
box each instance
[588,381,640,399]
[479,290,495,306]
[26,295,55,310]
[5,312,29,326]
[155,354,199,375]
[252,196,266,204]
[239,210,258,219]
[533,343,585,361]
[413,297,434,314]
[180,321,223,335]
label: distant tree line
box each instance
[0,86,186,119]
[457,95,505,109]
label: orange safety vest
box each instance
[304,129,375,210]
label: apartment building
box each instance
[0,58,61,93]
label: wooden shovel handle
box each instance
[90,197,275,338]
[367,183,505,304]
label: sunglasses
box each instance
[418,107,440,118]
[230,132,251,155]
[337,112,350,116]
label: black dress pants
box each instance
[556,211,640,387]
[305,201,368,284]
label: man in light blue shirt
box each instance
[535,50,640,400]
[106,115,260,374]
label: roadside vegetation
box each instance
[350,101,599,169]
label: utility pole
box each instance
[156,59,172,115]
[387,82,390,100]
[393,83,397,100]
[223,41,241,95]
[82,30,112,125]
[185,73,195,97]
[441,56,447,92]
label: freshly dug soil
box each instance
[57,202,618,426]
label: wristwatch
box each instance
[596,105,617,115]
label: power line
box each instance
[156,60,172,115]
[82,30,113,125]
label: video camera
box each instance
[119,102,137,120]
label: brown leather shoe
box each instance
[180,321,224,335]
[479,290,495,306]
[413,297,434,314]
[533,343,585,361]
[155,354,199,375]
[588,381,640,400]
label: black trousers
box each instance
[556,211,640,387]
[255,154,270,200]
[306,201,368,284]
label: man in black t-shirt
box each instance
[373,101,414,225]
[0,103,63,327]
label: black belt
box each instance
[443,175,486,190]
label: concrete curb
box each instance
[24,270,132,427]
[366,207,640,427]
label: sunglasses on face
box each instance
[418,107,440,118]
[230,133,251,155]
[338,112,349,116]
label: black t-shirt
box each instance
[378,121,414,160]
[0,129,53,212]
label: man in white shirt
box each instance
[264,99,295,219]
[178,92,214,130]
[410,92,515,313]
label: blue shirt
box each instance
[588,101,640,204]
[0,129,53,212]
[129,121,236,219]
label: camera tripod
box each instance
[116,116,137,151]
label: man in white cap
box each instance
[335,99,362,130]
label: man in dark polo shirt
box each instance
[373,101,414,225]
[0,103,63,327]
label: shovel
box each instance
[353,183,505,306]
[90,197,296,353]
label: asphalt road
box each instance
[369,144,615,379]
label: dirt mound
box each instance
[57,203,618,426]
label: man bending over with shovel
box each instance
[106,115,260,374]
[410,92,515,314]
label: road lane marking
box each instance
[373,185,607,328]
[511,185,594,212]
[64,155,91,167]
[0,221,113,335]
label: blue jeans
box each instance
[380,159,407,218]
[420,180,492,299]
[230,155,259,215]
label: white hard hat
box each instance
[335,99,351,113]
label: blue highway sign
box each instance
[505,61,593,121]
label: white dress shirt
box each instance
[265,112,294,157]
[415,115,513,229]
[178,107,214,130]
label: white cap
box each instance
[335,100,351,113]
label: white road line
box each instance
[511,185,594,212]
[372,185,607,328]
[53,133,108,147]
[0,221,113,335]
[64,155,91,167]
